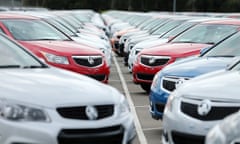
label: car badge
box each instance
[88,56,95,65]
[197,99,212,116]
[85,106,98,120]
[149,56,155,64]
[175,78,186,89]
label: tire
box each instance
[140,84,151,93]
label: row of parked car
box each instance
[103,11,240,144]
[0,10,136,144]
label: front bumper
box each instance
[149,89,169,120]
[162,103,219,144]
[132,64,164,84]
[0,108,136,144]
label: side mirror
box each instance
[226,56,240,70]
[168,36,175,42]
[200,46,212,56]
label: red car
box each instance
[132,19,240,91]
[0,13,110,83]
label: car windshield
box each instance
[2,19,70,41]
[45,18,77,37]
[204,32,240,57]
[0,34,43,67]
[171,24,238,44]
[151,19,187,36]
[162,21,197,38]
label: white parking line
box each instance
[143,127,163,131]
[113,55,148,144]
[135,105,149,108]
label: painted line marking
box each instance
[135,105,149,108]
[113,55,148,144]
[143,127,163,131]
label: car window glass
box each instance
[0,34,41,66]
[2,19,70,41]
[204,32,240,57]
[163,22,196,38]
[172,24,238,44]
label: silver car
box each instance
[0,33,136,144]
[162,58,240,144]
[206,111,240,144]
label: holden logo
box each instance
[149,56,156,64]
[197,99,212,116]
[88,56,95,65]
[85,106,98,120]
[175,78,186,89]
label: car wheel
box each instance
[140,84,151,93]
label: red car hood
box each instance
[18,40,101,55]
[141,43,212,56]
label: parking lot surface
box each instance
[109,54,163,144]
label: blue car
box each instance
[149,30,240,120]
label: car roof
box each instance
[0,12,39,20]
[202,19,240,25]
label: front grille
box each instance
[119,43,124,54]
[172,131,205,144]
[72,55,103,67]
[88,74,106,81]
[57,105,114,120]
[135,50,140,55]
[114,41,119,49]
[181,101,240,121]
[162,76,190,92]
[155,103,165,113]
[136,73,155,81]
[140,55,170,66]
[58,125,124,144]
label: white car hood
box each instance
[178,70,240,101]
[133,38,168,50]
[0,68,120,108]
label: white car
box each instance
[162,58,240,144]
[206,111,240,144]
[0,33,136,144]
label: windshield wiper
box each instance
[204,42,215,45]
[0,65,48,69]
[172,41,198,43]
[23,65,48,69]
[0,65,22,68]
[34,38,60,41]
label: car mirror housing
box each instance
[167,36,175,42]
[200,46,212,56]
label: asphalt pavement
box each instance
[108,54,163,144]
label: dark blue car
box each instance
[149,30,240,120]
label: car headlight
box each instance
[118,96,130,116]
[165,91,178,112]
[151,72,160,89]
[0,100,50,122]
[41,52,69,65]
[99,48,105,54]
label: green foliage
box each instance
[23,0,240,12]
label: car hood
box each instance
[178,70,240,101]
[19,40,101,55]
[162,57,234,77]
[0,68,120,108]
[134,38,168,49]
[141,43,212,56]
[71,36,108,48]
